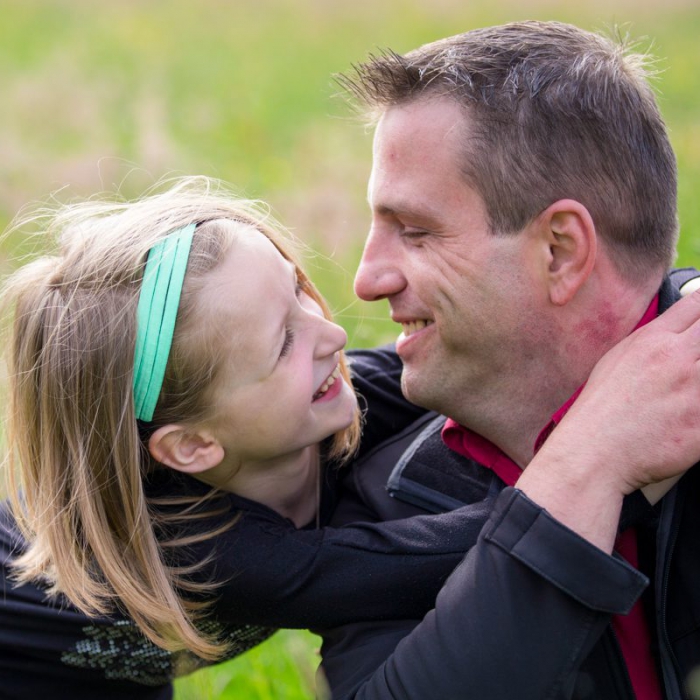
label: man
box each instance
[321,21,700,699]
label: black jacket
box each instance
[321,270,700,700]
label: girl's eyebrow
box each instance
[287,259,299,289]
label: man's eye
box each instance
[280,328,295,358]
[402,229,428,240]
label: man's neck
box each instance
[455,272,661,469]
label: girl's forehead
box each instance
[216,228,288,285]
[195,229,296,393]
[197,228,293,343]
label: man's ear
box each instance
[536,199,597,306]
[148,424,225,474]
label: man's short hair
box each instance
[340,21,678,283]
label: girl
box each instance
[0,177,482,699]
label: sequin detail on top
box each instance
[61,619,275,686]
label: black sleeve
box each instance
[200,495,493,629]
[320,488,649,700]
[347,346,428,457]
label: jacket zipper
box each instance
[657,486,683,700]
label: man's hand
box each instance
[573,288,700,491]
[517,290,700,552]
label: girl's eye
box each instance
[279,328,295,358]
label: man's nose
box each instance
[354,231,406,301]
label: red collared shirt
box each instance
[443,296,662,700]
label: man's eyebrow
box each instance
[372,201,442,225]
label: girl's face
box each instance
[197,227,358,466]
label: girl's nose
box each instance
[314,317,348,359]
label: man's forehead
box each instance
[373,97,468,144]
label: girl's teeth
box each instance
[314,366,342,399]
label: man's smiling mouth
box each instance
[401,320,434,337]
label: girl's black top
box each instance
[0,347,474,699]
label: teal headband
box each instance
[133,223,196,422]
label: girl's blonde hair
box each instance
[2,176,361,659]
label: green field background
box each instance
[1,1,699,698]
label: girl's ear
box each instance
[148,425,224,474]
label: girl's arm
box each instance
[186,490,490,629]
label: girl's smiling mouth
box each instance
[313,366,342,401]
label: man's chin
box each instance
[400,370,440,412]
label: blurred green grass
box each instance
[174,630,325,700]
[1,1,699,698]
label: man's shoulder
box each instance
[333,413,441,524]
[659,267,700,311]
[334,413,495,525]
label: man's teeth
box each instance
[314,366,341,399]
[402,320,433,337]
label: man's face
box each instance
[354,97,547,425]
